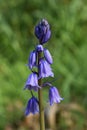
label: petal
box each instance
[44,49,53,64]
[25,97,39,116]
[36,45,43,52]
[42,30,51,44]
[24,73,39,91]
[49,87,63,105]
[39,59,54,78]
[28,50,37,69]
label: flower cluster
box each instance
[24,19,63,116]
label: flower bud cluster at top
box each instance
[25,19,63,116]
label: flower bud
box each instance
[28,50,37,69]
[44,48,53,64]
[36,44,43,52]
[35,19,51,44]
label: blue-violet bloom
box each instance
[28,50,37,69]
[25,96,39,115]
[24,72,39,91]
[49,86,63,106]
[36,44,43,52]
[39,59,54,79]
[44,48,53,64]
[35,19,51,44]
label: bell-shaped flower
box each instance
[25,96,39,115]
[44,48,53,64]
[24,72,39,91]
[49,86,63,106]
[28,50,37,69]
[39,59,54,79]
[35,19,51,44]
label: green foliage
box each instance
[0,0,87,129]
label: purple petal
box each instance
[28,50,37,69]
[49,86,63,106]
[36,45,43,52]
[24,73,39,91]
[25,97,39,115]
[39,59,54,79]
[41,30,51,44]
[44,48,53,64]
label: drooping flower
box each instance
[24,72,39,91]
[25,96,39,115]
[38,59,54,79]
[44,48,53,64]
[36,44,43,52]
[35,19,51,44]
[28,50,37,69]
[49,86,63,106]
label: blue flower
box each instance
[35,19,51,44]
[49,86,63,106]
[38,59,54,79]
[28,50,37,69]
[44,48,53,64]
[25,96,39,115]
[24,72,39,91]
[36,44,44,52]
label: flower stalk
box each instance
[38,51,45,130]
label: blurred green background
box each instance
[0,0,87,130]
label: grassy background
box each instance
[0,0,87,129]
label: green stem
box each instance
[38,52,45,130]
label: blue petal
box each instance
[28,50,37,69]
[25,97,39,116]
[39,59,54,79]
[24,73,39,91]
[49,86,63,106]
[44,49,53,64]
[36,45,43,52]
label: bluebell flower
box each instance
[39,59,54,79]
[49,86,63,106]
[44,48,53,64]
[24,72,39,91]
[36,44,43,52]
[28,50,37,69]
[35,19,51,44]
[25,96,39,115]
